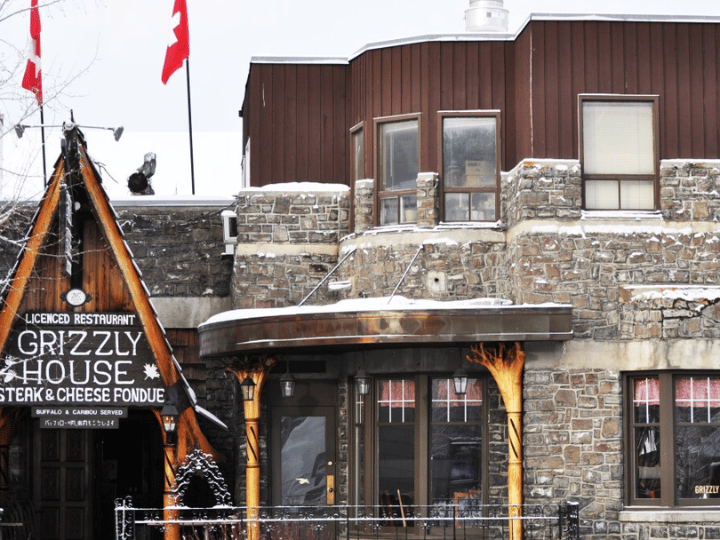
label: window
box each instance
[627,373,720,507]
[371,376,485,522]
[440,112,500,222]
[580,95,658,210]
[351,125,365,182]
[376,117,419,225]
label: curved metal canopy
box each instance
[198,298,573,357]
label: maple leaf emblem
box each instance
[143,364,160,380]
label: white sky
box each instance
[2,0,719,200]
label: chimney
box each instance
[465,0,509,32]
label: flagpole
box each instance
[185,58,196,195]
[39,104,47,186]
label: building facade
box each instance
[210,12,720,540]
[3,12,720,540]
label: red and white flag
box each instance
[21,0,42,105]
[162,0,189,84]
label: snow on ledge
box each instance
[200,296,570,327]
[624,285,720,304]
[240,182,349,193]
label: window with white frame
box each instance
[441,112,500,222]
[580,95,658,210]
[628,373,720,507]
[376,117,419,226]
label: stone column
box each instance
[416,173,439,228]
[354,179,374,233]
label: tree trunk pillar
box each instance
[466,343,525,540]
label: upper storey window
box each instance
[376,116,419,226]
[440,112,500,222]
[580,95,659,210]
[351,124,365,182]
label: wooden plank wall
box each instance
[349,41,513,176]
[165,329,206,402]
[20,220,134,314]
[244,20,720,187]
[245,63,349,186]
[523,20,720,161]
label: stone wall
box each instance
[503,160,583,226]
[338,231,510,300]
[660,160,720,221]
[523,367,623,539]
[232,187,351,308]
[116,205,233,297]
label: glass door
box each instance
[272,406,336,507]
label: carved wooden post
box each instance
[227,356,276,540]
[467,343,525,540]
[163,439,179,540]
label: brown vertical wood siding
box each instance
[242,19,720,187]
[242,62,349,186]
[349,41,513,175]
[522,20,720,161]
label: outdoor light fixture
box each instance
[280,364,295,398]
[355,369,371,396]
[13,123,124,141]
[240,376,256,402]
[453,368,469,396]
[127,152,157,194]
[160,402,179,445]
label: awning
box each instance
[198,297,573,357]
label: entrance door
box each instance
[31,412,163,540]
[271,406,336,507]
[33,427,93,540]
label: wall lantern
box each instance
[355,369,371,396]
[280,365,296,398]
[160,402,179,445]
[453,368,469,396]
[240,376,256,402]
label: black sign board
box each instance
[1,313,166,408]
[32,406,128,429]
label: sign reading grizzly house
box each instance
[0,312,165,406]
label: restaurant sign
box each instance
[0,312,165,407]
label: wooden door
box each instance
[34,427,93,540]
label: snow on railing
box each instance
[115,498,579,540]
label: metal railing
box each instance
[115,499,580,540]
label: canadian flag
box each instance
[162,0,190,84]
[21,0,42,106]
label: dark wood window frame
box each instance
[579,94,660,211]
[373,113,422,226]
[625,371,720,508]
[437,110,501,223]
[359,374,489,525]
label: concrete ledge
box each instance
[620,510,720,523]
[235,243,339,256]
[150,296,232,329]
